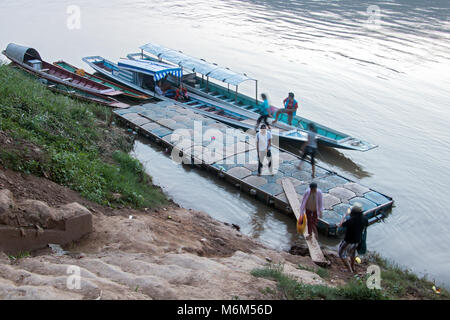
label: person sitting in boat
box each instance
[155,80,176,98]
[161,78,177,98]
[155,82,164,96]
[272,92,299,126]
[165,87,176,98]
[175,84,189,102]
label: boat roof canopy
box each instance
[139,43,255,86]
[118,58,183,81]
[4,43,41,63]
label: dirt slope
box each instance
[0,167,325,300]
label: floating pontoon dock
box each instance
[113,101,393,237]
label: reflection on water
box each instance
[131,138,309,252]
[1,0,450,287]
[280,142,372,179]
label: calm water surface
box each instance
[1,0,449,287]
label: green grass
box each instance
[0,64,167,209]
[366,252,450,299]
[253,255,450,300]
[8,251,31,261]
[252,264,387,300]
[297,264,329,279]
[316,267,329,279]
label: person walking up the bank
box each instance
[337,203,369,273]
[255,93,272,131]
[298,123,318,178]
[256,124,273,176]
[300,182,323,240]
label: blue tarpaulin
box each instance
[118,58,183,81]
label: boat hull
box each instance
[45,81,129,109]
[85,55,373,151]
[127,52,377,152]
[2,52,122,98]
[54,60,151,101]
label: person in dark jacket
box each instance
[337,203,368,273]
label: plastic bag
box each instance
[297,214,307,234]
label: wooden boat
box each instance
[82,56,183,95]
[127,43,378,152]
[83,54,374,150]
[2,43,123,98]
[81,56,313,144]
[43,80,129,109]
[53,60,151,101]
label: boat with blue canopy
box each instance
[127,42,378,152]
[83,52,375,151]
[82,56,183,97]
[117,58,183,82]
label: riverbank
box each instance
[0,166,447,300]
[0,64,448,300]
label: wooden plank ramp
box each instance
[281,178,330,267]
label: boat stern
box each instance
[337,137,378,152]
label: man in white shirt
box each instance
[256,124,273,175]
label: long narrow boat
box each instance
[53,60,151,101]
[44,80,129,109]
[81,55,185,99]
[7,62,129,109]
[127,43,378,152]
[2,43,124,98]
[81,56,315,144]
[82,55,371,150]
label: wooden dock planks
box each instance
[282,178,329,266]
[281,178,302,221]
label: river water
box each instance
[1,0,449,287]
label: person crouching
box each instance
[337,203,369,273]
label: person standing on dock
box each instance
[298,123,318,178]
[255,93,272,131]
[300,182,323,240]
[256,124,273,176]
[273,92,299,126]
[337,203,369,273]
